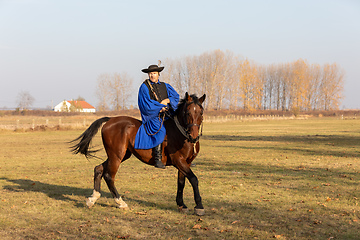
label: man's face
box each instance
[149,71,159,83]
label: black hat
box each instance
[141,65,164,73]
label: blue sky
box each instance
[1,0,359,109]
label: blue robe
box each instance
[134,81,179,149]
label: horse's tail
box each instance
[70,117,111,158]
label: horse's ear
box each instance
[185,92,191,101]
[199,94,206,104]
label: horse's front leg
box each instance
[176,170,188,213]
[178,164,205,216]
[187,169,205,215]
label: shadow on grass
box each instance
[198,155,359,178]
[0,177,91,207]
[193,159,360,239]
[203,134,360,146]
[1,175,358,239]
[0,176,181,211]
[195,157,359,203]
[204,196,359,240]
[203,134,360,158]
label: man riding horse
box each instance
[134,64,180,169]
[70,64,206,215]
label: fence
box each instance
[0,114,312,131]
[203,114,299,122]
[0,116,101,131]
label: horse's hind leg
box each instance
[103,150,131,209]
[86,160,106,208]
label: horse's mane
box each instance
[174,94,202,115]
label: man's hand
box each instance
[160,98,170,105]
[160,98,170,113]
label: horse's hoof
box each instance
[115,197,128,209]
[178,206,189,213]
[86,198,94,208]
[194,208,205,216]
[86,190,100,208]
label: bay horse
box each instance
[70,93,206,216]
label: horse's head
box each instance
[176,92,206,143]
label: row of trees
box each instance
[96,50,344,111]
[162,50,344,111]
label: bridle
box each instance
[171,101,204,144]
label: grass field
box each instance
[0,117,359,239]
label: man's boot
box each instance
[152,143,165,169]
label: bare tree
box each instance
[16,91,35,110]
[76,96,85,101]
[110,72,133,110]
[238,59,261,110]
[306,63,322,110]
[96,73,112,111]
[96,72,133,111]
[320,63,344,110]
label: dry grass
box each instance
[0,117,359,239]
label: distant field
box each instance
[0,115,117,130]
[0,113,317,130]
[0,117,359,239]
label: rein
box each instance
[144,91,204,144]
[169,101,204,144]
[173,115,203,144]
[144,113,166,136]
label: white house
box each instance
[54,100,96,113]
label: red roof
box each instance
[67,100,95,109]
